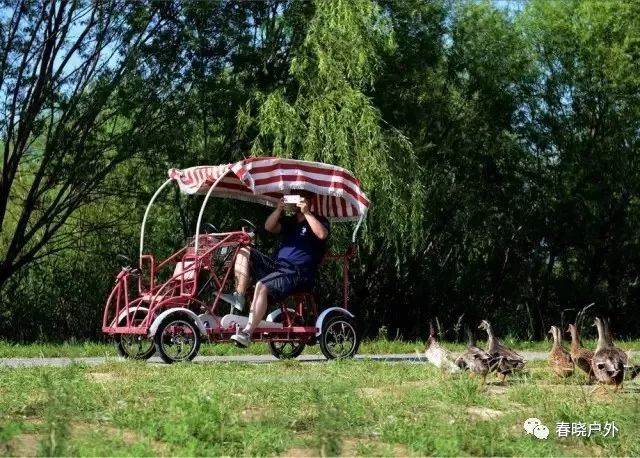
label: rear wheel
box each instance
[154,314,201,364]
[115,310,155,360]
[319,314,360,360]
[268,312,306,359]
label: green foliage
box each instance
[2,0,640,342]
[242,0,424,253]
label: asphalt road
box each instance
[0,351,549,367]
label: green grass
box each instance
[2,338,640,358]
[0,339,430,358]
[0,359,639,456]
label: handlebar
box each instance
[121,265,141,277]
[238,218,256,232]
[116,254,133,265]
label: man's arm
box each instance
[298,198,329,240]
[265,199,285,234]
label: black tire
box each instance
[154,314,201,364]
[319,314,360,360]
[115,310,156,360]
[267,312,306,359]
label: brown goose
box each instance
[592,317,626,392]
[547,325,574,377]
[566,323,594,383]
[478,320,525,383]
[455,325,494,384]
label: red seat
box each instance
[173,260,196,281]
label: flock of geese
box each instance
[424,318,640,392]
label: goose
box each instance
[566,323,594,383]
[547,325,574,378]
[455,324,494,383]
[424,322,461,374]
[478,319,526,383]
[592,317,626,392]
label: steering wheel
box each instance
[205,223,219,233]
[116,254,133,266]
[238,218,256,232]
[237,218,265,246]
[116,254,141,275]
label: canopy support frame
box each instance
[351,214,365,243]
[139,178,172,263]
[194,172,230,255]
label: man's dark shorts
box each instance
[249,249,313,302]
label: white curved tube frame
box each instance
[194,172,229,255]
[139,178,172,263]
[352,214,365,243]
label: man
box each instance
[224,190,330,348]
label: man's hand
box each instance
[296,197,310,215]
[302,205,329,240]
[265,199,285,234]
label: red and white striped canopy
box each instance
[168,157,369,222]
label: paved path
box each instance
[0,351,548,368]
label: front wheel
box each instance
[115,310,155,360]
[319,314,360,360]
[116,334,156,360]
[154,314,201,364]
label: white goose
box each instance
[424,321,461,374]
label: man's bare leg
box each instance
[244,281,269,334]
[234,247,250,295]
[230,281,269,347]
[222,247,250,311]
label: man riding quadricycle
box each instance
[102,157,369,363]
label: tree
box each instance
[519,0,640,331]
[0,0,178,288]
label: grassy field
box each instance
[1,357,639,457]
[2,338,640,358]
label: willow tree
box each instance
[240,0,425,255]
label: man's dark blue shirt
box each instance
[275,214,330,277]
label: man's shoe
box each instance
[219,292,245,312]
[230,329,251,348]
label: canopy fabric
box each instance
[167,157,369,222]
